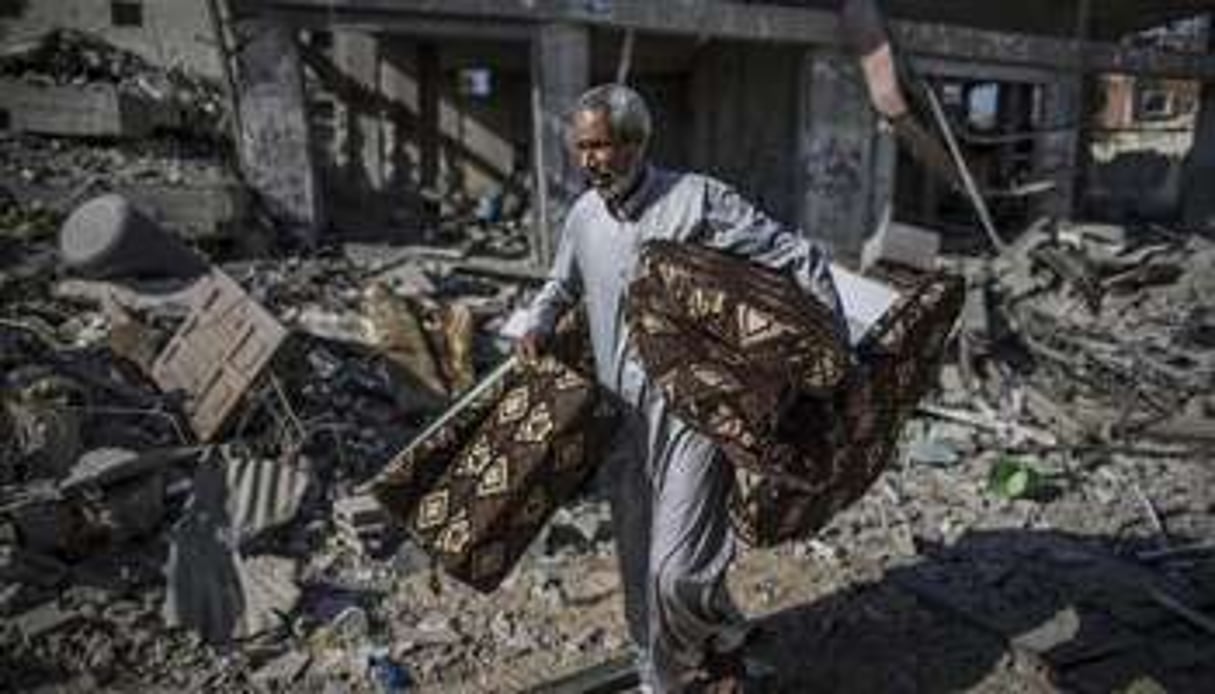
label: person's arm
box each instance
[518,217,582,359]
[698,177,847,331]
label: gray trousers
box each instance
[605,387,748,692]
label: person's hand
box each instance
[516,329,549,363]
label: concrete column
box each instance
[379,41,419,191]
[1035,78,1081,219]
[1183,22,1215,229]
[333,31,384,191]
[417,41,441,194]
[690,44,801,226]
[531,22,590,264]
[233,19,324,245]
[798,47,892,262]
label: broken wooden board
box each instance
[150,269,287,441]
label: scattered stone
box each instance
[334,493,390,556]
[251,649,311,686]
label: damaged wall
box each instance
[1087,74,1199,222]
[799,47,895,260]
[0,0,223,80]
[306,30,532,239]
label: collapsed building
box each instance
[1,1,1215,692]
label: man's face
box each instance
[570,108,643,197]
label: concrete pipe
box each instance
[58,193,209,280]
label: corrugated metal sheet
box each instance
[162,453,305,643]
[221,446,313,547]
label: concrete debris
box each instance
[252,649,311,687]
[333,492,390,556]
[0,29,224,129]
[905,435,963,468]
[862,220,943,274]
[236,554,301,639]
[13,600,86,639]
[2,371,82,484]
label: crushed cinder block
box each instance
[333,493,389,555]
[861,220,942,274]
[0,79,176,138]
[151,269,288,441]
[14,600,85,639]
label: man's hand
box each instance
[516,329,549,363]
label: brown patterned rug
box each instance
[627,240,964,546]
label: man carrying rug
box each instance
[518,84,847,692]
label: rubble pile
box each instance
[0,29,227,134]
[0,30,241,242]
[0,135,232,199]
[0,179,589,689]
[1,203,1211,691]
[954,221,1215,451]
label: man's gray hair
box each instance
[573,83,652,146]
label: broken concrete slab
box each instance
[861,220,942,274]
[58,446,198,494]
[13,600,86,640]
[151,269,287,441]
[233,19,324,245]
[0,79,176,138]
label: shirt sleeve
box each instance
[524,215,582,335]
[699,177,847,333]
